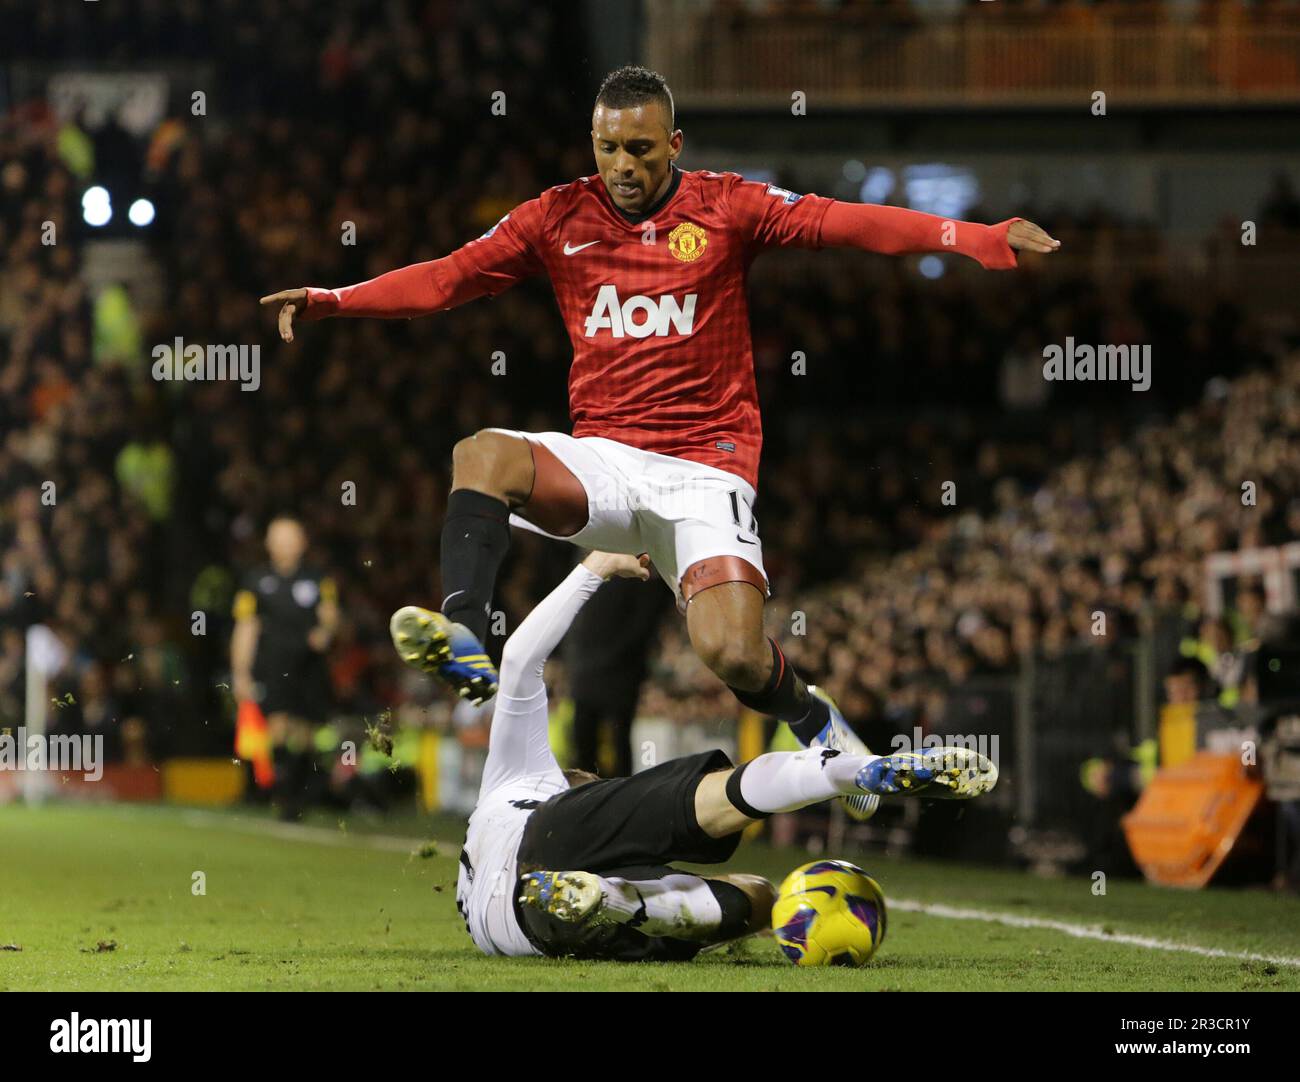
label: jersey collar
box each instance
[600,164,682,225]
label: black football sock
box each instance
[271,744,292,790]
[706,879,754,940]
[440,488,511,642]
[271,744,301,818]
[727,639,829,745]
[297,749,326,808]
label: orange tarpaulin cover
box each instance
[1121,751,1263,888]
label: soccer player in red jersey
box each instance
[262,66,1058,812]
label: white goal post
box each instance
[20,624,67,804]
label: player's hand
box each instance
[1006,219,1060,254]
[582,551,652,581]
[260,288,310,342]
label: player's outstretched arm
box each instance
[480,552,649,791]
[260,198,546,342]
[818,201,1059,269]
[259,256,472,342]
[497,552,649,699]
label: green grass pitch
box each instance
[2,803,1298,991]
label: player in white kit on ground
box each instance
[399,550,998,961]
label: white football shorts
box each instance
[491,429,768,610]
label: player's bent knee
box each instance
[451,428,524,470]
[451,430,534,501]
[684,569,770,687]
[692,630,769,690]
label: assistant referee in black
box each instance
[231,514,339,818]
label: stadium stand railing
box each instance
[646,5,1300,107]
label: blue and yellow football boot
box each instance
[389,605,498,705]
[856,746,999,800]
[517,871,608,925]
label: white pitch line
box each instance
[177,809,430,854]
[170,811,1300,969]
[892,897,1300,969]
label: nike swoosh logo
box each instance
[563,240,600,255]
[736,534,757,546]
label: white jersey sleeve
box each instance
[478,562,605,795]
[457,561,606,956]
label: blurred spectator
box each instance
[1164,656,1210,705]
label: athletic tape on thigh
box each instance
[680,555,768,604]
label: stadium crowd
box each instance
[0,0,1294,779]
[643,353,1300,729]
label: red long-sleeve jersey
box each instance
[302,168,1019,489]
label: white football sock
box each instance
[598,874,723,940]
[737,748,877,814]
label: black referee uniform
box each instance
[233,565,336,723]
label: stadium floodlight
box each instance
[82,185,112,226]
[903,164,979,220]
[859,167,895,205]
[919,255,945,279]
[128,198,156,227]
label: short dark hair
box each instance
[595,65,675,129]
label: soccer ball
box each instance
[771,859,887,966]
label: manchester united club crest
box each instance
[668,221,707,263]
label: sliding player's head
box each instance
[592,65,682,214]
